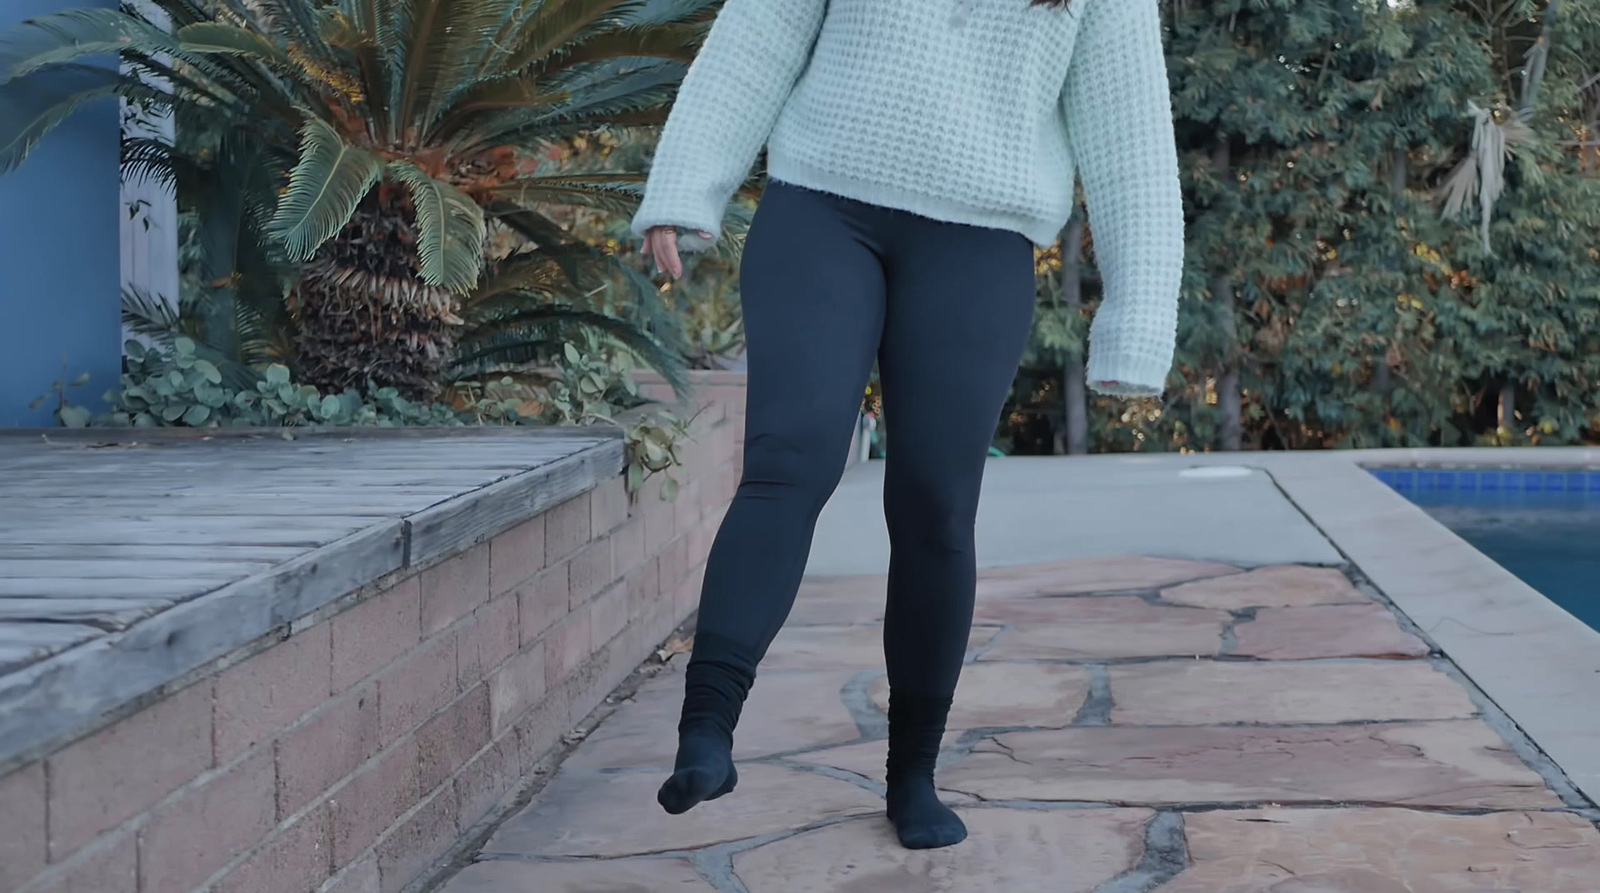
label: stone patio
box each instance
[434,559,1600,892]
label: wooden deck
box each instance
[0,427,624,768]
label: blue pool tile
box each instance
[1480,472,1501,490]
[1394,470,1416,490]
[1456,471,1478,490]
[1418,471,1439,489]
[1567,473,1587,492]
[1544,472,1568,491]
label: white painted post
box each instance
[119,0,179,347]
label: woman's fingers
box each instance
[661,231,682,279]
[641,226,691,279]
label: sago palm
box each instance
[1,0,722,398]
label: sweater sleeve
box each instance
[1061,0,1185,398]
[630,0,827,251]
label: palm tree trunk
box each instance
[1212,137,1243,451]
[1499,380,1517,433]
[292,189,458,400]
[1060,211,1088,456]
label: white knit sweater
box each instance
[631,0,1185,397]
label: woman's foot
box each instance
[886,771,967,848]
[658,637,755,815]
[885,690,967,849]
[658,728,739,814]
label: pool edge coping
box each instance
[1259,450,1600,809]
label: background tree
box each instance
[2,0,724,398]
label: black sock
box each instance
[658,634,755,815]
[885,690,966,849]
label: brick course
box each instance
[4,373,747,893]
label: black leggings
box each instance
[691,180,1037,700]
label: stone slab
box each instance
[787,576,886,626]
[1162,565,1367,610]
[787,739,960,787]
[938,721,1560,809]
[1109,661,1478,725]
[869,662,1091,731]
[732,807,1153,893]
[762,625,999,672]
[1232,604,1431,661]
[1164,808,1600,892]
[439,858,714,892]
[975,557,1241,600]
[975,597,1226,660]
[483,763,881,857]
[562,669,864,769]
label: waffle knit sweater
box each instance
[631,0,1185,397]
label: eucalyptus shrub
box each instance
[93,337,687,497]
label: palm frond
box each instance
[267,113,383,259]
[0,9,177,82]
[387,160,486,293]
[451,305,686,390]
[393,0,503,139]
[246,0,343,75]
[122,134,178,192]
[121,284,183,338]
[176,22,293,67]
[478,176,644,216]
[432,74,569,141]
[539,22,704,78]
[611,0,721,27]
[494,0,634,80]
[0,64,119,173]
[466,254,570,313]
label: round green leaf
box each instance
[193,359,223,384]
[183,404,211,425]
[58,405,92,428]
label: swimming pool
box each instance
[1370,467,1600,632]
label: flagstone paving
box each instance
[437,558,1600,893]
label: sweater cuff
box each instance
[1084,341,1173,399]
[630,191,724,253]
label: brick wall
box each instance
[0,373,745,893]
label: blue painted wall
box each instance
[0,0,122,427]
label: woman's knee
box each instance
[739,427,849,501]
[883,466,981,551]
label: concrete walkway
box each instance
[436,457,1600,892]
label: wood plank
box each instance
[0,520,405,766]
[407,439,625,566]
[0,544,306,562]
[0,622,100,648]
[0,425,622,444]
[0,560,276,580]
[0,518,380,547]
[0,598,171,630]
[7,506,414,521]
[0,578,238,599]
[0,623,100,675]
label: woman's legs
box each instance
[658,181,1037,849]
[659,182,888,814]
[877,216,1038,847]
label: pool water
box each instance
[1370,468,1600,632]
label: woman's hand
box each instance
[641,226,714,280]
